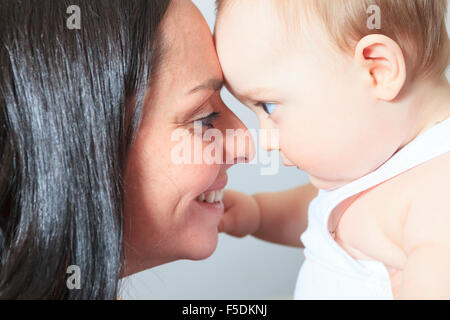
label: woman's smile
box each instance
[194,174,228,214]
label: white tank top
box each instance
[294,117,450,300]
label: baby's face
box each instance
[214,1,412,190]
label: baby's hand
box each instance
[218,190,260,238]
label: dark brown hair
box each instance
[0,0,171,299]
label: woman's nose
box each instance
[220,107,256,166]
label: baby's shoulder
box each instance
[408,151,450,201]
[381,151,450,212]
[401,151,450,252]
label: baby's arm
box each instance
[219,183,318,248]
[399,183,450,299]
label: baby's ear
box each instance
[354,34,406,101]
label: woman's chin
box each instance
[176,199,224,260]
[183,227,220,261]
[123,229,219,275]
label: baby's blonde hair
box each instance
[216,0,450,80]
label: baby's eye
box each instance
[257,102,277,115]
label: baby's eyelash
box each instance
[255,102,276,115]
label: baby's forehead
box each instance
[215,1,293,50]
[215,0,315,57]
[214,1,312,99]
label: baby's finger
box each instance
[220,208,249,238]
[218,209,235,234]
[222,189,239,211]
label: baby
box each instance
[214,0,450,299]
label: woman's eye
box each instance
[258,103,277,115]
[195,112,221,128]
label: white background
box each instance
[121,0,450,299]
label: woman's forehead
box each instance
[157,0,222,92]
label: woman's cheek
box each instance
[170,132,221,193]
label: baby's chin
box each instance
[280,152,297,167]
[308,174,351,191]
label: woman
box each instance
[0,0,253,299]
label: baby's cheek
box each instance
[278,126,309,166]
[278,121,345,176]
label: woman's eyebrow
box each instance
[177,102,211,124]
[188,78,223,94]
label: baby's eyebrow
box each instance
[241,87,274,102]
[223,80,273,105]
[243,88,266,96]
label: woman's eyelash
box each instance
[196,112,221,128]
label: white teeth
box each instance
[216,189,224,202]
[197,189,224,204]
[206,191,216,204]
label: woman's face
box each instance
[122,0,254,276]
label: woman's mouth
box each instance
[195,189,224,204]
[193,175,228,214]
[193,189,225,215]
